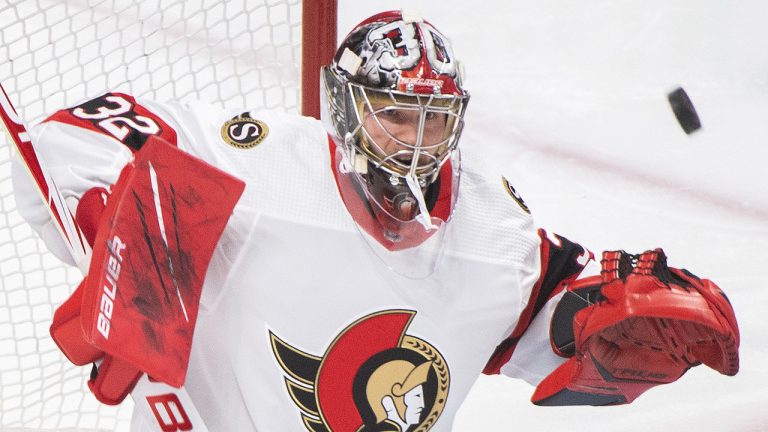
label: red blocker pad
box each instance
[80,136,245,387]
[533,250,739,406]
[50,280,103,365]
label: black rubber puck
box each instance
[668,87,701,135]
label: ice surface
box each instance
[1,1,764,430]
[339,1,768,431]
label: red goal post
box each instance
[303,0,338,119]
[0,1,336,430]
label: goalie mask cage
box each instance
[0,0,336,430]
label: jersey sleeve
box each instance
[483,228,596,384]
[12,92,180,265]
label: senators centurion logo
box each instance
[270,310,450,432]
[220,113,269,149]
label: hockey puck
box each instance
[667,86,701,135]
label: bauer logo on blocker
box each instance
[97,235,126,339]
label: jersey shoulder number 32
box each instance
[45,92,177,151]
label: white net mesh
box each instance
[0,0,302,430]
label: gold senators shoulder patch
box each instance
[221,114,269,149]
[502,176,531,214]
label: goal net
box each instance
[0,0,335,430]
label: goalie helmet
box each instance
[321,10,469,264]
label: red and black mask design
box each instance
[320,10,469,250]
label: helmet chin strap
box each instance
[404,173,437,231]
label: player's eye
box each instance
[378,107,400,120]
[423,111,448,128]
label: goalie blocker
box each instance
[50,136,245,404]
[533,249,739,406]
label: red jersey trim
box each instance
[483,229,591,375]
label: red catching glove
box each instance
[532,249,739,406]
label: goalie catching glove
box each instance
[533,249,739,406]
[50,137,244,404]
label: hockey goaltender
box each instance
[11,9,739,432]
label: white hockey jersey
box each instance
[12,93,593,431]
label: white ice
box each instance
[339,1,768,431]
[2,1,765,431]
